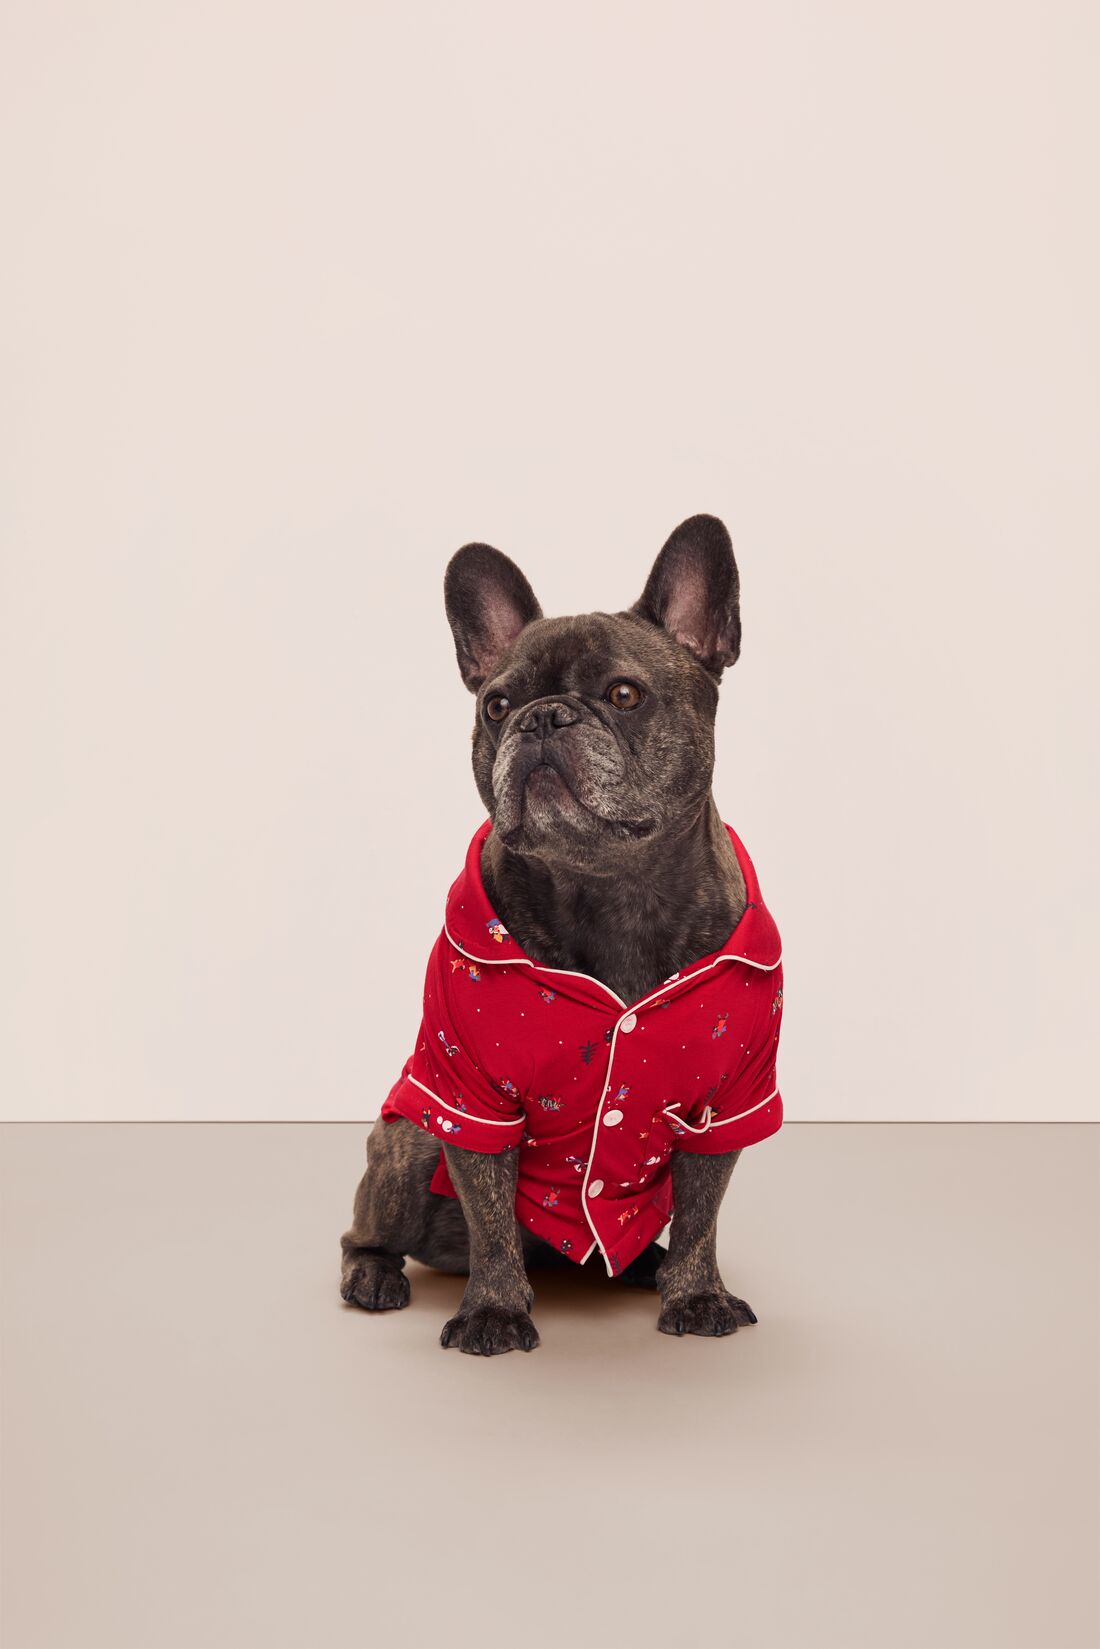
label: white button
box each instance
[587,1179,605,1197]
[602,1108,624,1126]
[620,1013,637,1033]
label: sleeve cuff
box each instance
[672,1090,783,1153]
[381,1074,526,1153]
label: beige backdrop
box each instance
[1,1,1096,1121]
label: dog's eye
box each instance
[485,695,511,723]
[607,680,644,711]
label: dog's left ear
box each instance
[631,514,741,677]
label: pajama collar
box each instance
[443,818,781,998]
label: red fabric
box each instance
[380,818,785,1277]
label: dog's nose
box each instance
[518,701,580,736]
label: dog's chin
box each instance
[499,765,656,856]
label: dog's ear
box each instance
[632,514,741,677]
[444,543,543,692]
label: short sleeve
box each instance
[673,963,785,1155]
[378,932,527,1153]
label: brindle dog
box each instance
[340,514,761,1354]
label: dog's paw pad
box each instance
[440,1305,539,1355]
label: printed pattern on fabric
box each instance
[380,819,784,1277]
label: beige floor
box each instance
[0,1123,1097,1649]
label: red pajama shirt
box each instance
[379,818,785,1277]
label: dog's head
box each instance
[444,515,741,874]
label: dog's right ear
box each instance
[444,544,543,692]
[632,514,741,678]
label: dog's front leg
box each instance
[439,1144,539,1355]
[656,1149,758,1337]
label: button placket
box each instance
[581,1004,655,1274]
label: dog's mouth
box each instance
[502,761,655,846]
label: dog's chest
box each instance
[481,834,747,1007]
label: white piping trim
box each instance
[577,1005,653,1277]
[660,1085,779,1138]
[703,1085,780,1127]
[660,1102,714,1136]
[444,920,781,1008]
[578,1021,621,1275]
[444,922,630,1009]
[406,1075,524,1129]
[530,962,628,1009]
[624,948,783,1020]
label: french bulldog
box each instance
[339,514,783,1355]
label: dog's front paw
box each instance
[340,1258,411,1312]
[657,1290,757,1338]
[440,1305,539,1355]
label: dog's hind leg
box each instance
[618,1239,669,1290]
[339,1116,444,1311]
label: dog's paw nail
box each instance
[725,1293,758,1326]
[658,1291,752,1338]
[440,1306,539,1356]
